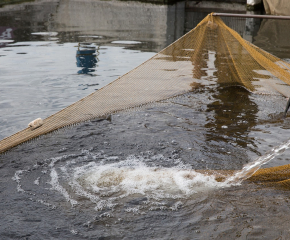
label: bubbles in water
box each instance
[11,150,230,216]
[77,158,225,198]
[13,139,290,220]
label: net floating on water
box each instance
[1,13,290,189]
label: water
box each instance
[2,0,290,239]
[0,40,154,138]
[2,89,290,239]
[227,139,290,184]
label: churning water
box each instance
[13,153,228,212]
[11,139,290,218]
[2,88,290,239]
[2,0,290,239]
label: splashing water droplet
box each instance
[226,139,290,184]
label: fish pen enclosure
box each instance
[2,12,290,239]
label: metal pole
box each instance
[212,13,290,20]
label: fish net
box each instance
[248,164,290,189]
[1,13,290,188]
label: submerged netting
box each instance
[197,165,290,190]
[1,13,290,187]
[249,164,290,189]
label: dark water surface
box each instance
[2,89,290,239]
[1,0,290,239]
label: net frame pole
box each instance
[212,13,290,20]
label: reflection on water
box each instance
[0,27,13,48]
[1,89,290,239]
[205,86,258,149]
[1,0,290,239]
[76,44,99,75]
[254,18,290,59]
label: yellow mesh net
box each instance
[248,164,290,189]
[1,13,290,187]
[201,164,290,190]
[195,165,290,189]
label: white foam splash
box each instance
[12,170,26,193]
[34,177,40,185]
[49,168,78,206]
[11,152,231,213]
[76,158,229,200]
[11,139,290,216]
